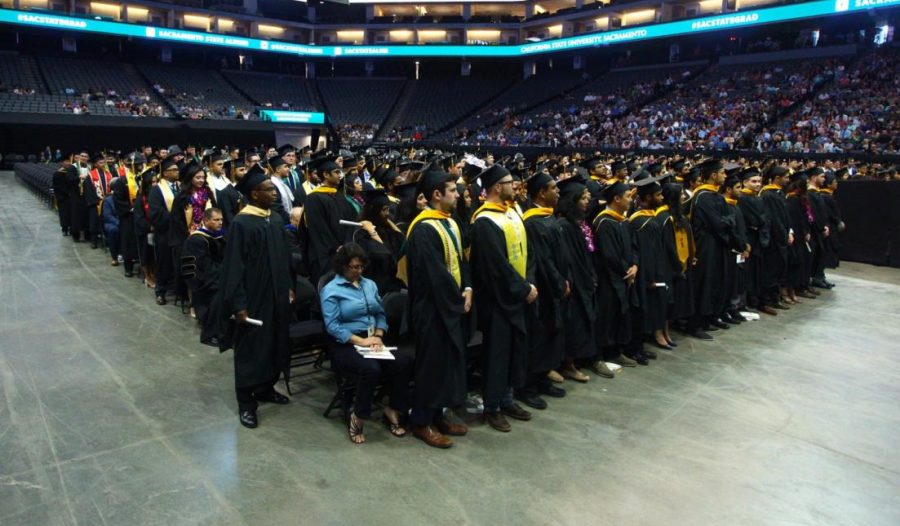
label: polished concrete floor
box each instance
[1,171,899,526]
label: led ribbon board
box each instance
[1,0,896,59]
[259,110,326,124]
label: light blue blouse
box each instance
[320,275,388,343]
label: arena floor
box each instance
[1,171,898,526]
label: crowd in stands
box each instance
[337,123,380,147]
[59,89,170,117]
[763,50,899,155]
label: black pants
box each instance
[410,407,440,427]
[235,376,279,412]
[87,209,102,241]
[519,371,552,395]
[328,338,413,420]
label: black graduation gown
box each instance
[722,200,748,301]
[183,231,225,343]
[738,192,771,298]
[407,219,470,409]
[216,185,244,228]
[592,212,638,349]
[760,187,791,291]
[785,194,812,289]
[469,214,533,404]
[353,226,406,295]
[52,168,71,232]
[807,189,830,277]
[111,177,138,264]
[585,177,605,223]
[66,164,89,236]
[655,210,694,320]
[819,190,841,268]
[556,218,597,360]
[299,190,345,284]
[523,214,567,372]
[133,194,154,267]
[630,213,668,333]
[218,211,292,387]
[687,189,733,318]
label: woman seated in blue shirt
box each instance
[320,243,414,445]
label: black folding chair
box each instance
[284,276,330,395]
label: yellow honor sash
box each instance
[472,202,528,279]
[239,205,272,218]
[158,180,175,212]
[522,207,554,221]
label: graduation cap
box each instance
[671,159,688,172]
[582,157,604,171]
[179,160,204,184]
[833,168,849,179]
[526,172,554,198]
[234,164,269,198]
[632,170,664,197]
[127,152,146,165]
[765,165,791,181]
[91,153,106,163]
[310,155,341,173]
[364,189,391,209]
[168,145,183,156]
[417,169,454,198]
[601,181,631,203]
[806,166,825,178]
[479,164,511,190]
[723,171,742,190]
[739,167,761,181]
[277,144,296,156]
[699,159,724,176]
[789,169,809,184]
[204,152,227,165]
[394,181,419,201]
[557,175,587,198]
[374,166,400,188]
[611,161,627,174]
[269,157,287,170]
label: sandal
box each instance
[382,414,408,438]
[348,413,365,445]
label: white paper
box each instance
[354,345,396,360]
[230,315,264,326]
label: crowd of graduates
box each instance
[46,143,846,448]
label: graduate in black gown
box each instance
[720,172,750,324]
[148,158,181,305]
[405,170,472,449]
[217,166,293,429]
[630,172,670,352]
[66,151,90,243]
[737,167,775,315]
[655,183,695,336]
[110,152,143,278]
[353,189,406,295]
[299,157,347,285]
[556,175,608,379]
[759,165,795,307]
[806,167,835,290]
[216,159,246,229]
[592,182,641,367]
[685,159,732,338]
[517,173,568,410]
[784,170,817,300]
[182,208,225,346]
[83,153,114,249]
[818,171,845,271]
[469,164,537,433]
[52,157,72,237]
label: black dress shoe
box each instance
[256,390,290,405]
[667,339,678,347]
[690,330,714,341]
[710,319,730,330]
[501,402,532,421]
[538,384,566,398]
[124,270,135,278]
[515,391,547,410]
[90,241,98,249]
[721,313,741,325]
[641,348,658,360]
[239,410,258,429]
[627,353,650,366]
[651,341,673,351]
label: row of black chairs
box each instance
[14,162,56,207]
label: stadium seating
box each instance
[222,70,318,112]
[138,63,257,120]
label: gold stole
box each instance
[126,173,138,205]
[522,207,553,221]
[724,197,738,206]
[819,188,834,195]
[597,208,627,222]
[399,209,461,287]
[239,205,271,218]
[740,188,757,197]
[158,180,175,212]
[760,184,782,193]
[303,181,320,195]
[472,203,528,279]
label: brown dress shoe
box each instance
[483,411,511,432]
[435,417,468,436]
[501,402,532,421]
[758,305,778,316]
[797,290,817,299]
[413,425,453,449]
[547,370,565,383]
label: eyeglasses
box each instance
[348,264,366,271]
[497,179,515,186]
